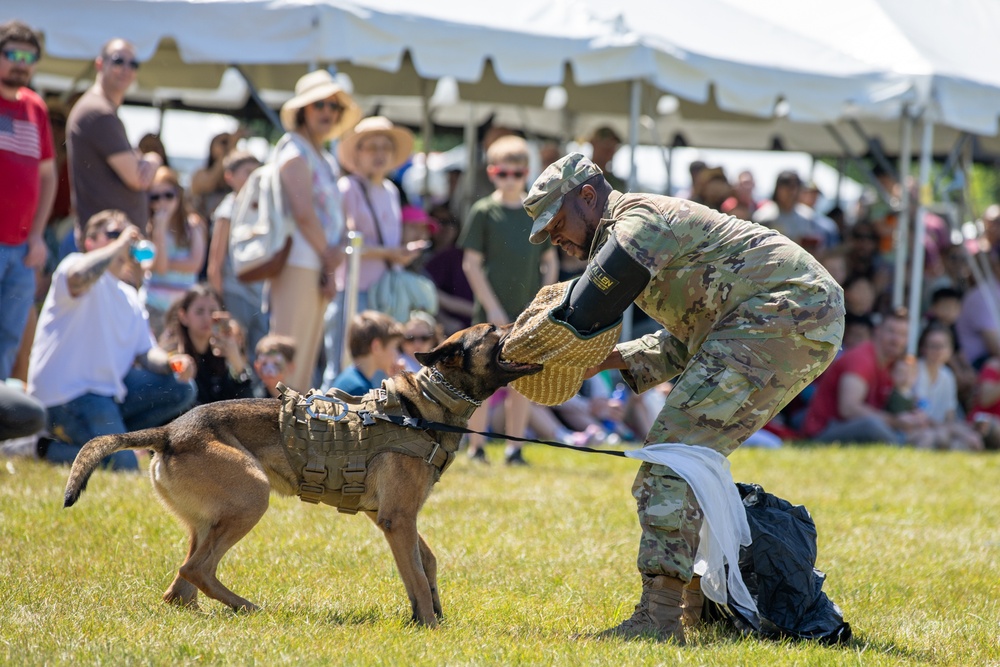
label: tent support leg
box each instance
[848,119,897,180]
[622,80,642,343]
[906,119,934,354]
[420,79,434,205]
[233,64,283,131]
[893,111,914,309]
[824,124,894,205]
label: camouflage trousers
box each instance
[634,332,838,580]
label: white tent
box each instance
[729,0,1000,136]
[14,0,1000,156]
[9,0,946,123]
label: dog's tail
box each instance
[64,426,169,508]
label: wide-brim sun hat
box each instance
[337,116,415,175]
[280,70,361,142]
[501,278,622,406]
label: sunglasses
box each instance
[149,191,177,202]
[489,168,527,180]
[312,100,344,112]
[2,48,39,65]
[258,358,287,376]
[405,334,434,342]
[108,54,140,70]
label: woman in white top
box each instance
[268,70,360,391]
[322,116,422,386]
[915,323,983,450]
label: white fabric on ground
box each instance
[624,443,757,614]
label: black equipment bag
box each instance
[703,483,852,644]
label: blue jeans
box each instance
[0,243,36,379]
[45,367,196,470]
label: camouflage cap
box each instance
[524,152,603,244]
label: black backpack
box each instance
[703,483,852,644]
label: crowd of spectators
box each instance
[3,22,999,470]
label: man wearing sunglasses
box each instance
[64,37,161,260]
[0,20,55,381]
[28,209,195,470]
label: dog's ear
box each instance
[415,342,463,369]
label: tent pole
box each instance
[824,124,893,205]
[627,80,640,192]
[934,133,970,196]
[420,79,434,206]
[464,103,477,214]
[894,110,914,309]
[341,231,364,371]
[848,119,897,180]
[622,79,642,343]
[233,65,283,131]
[906,118,934,355]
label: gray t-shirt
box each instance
[67,89,147,232]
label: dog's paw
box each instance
[232,601,261,614]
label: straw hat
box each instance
[337,116,415,175]
[279,70,361,141]
[501,279,622,406]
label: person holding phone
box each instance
[158,283,253,406]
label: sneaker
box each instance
[504,448,529,466]
[467,446,489,464]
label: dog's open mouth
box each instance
[496,350,543,375]
[496,332,543,375]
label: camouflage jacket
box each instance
[595,191,845,391]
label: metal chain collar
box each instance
[427,367,483,407]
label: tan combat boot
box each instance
[682,575,704,629]
[595,575,686,643]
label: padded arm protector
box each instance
[558,234,651,335]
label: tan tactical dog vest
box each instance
[278,374,460,514]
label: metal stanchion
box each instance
[340,231,364,372]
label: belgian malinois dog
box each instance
[64,323,541,627]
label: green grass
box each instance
[2,444,998,666]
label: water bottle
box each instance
[130,239,156,266]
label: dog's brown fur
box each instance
[64,323,540,626]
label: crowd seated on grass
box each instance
[4,46,1000,465]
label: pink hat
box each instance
[401,205,440,233]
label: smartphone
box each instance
[211,311,231,337]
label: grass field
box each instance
[1,443,998,666]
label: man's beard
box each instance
[1,71,31,89]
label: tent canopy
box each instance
[9,0,1000,156]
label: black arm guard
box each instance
[557,235,651,335]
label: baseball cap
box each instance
[524,152,603,244]
[501,278,622,406]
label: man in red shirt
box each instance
[804,307,921,443]
[0,20,55,379]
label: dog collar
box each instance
[416,367,481,421]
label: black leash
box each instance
[368,411,629,458]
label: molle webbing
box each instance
[278,379,453,514]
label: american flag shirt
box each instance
[0,87,54,244]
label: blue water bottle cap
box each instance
[131,239,156,265]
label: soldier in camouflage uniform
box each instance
[522,153,845,643]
